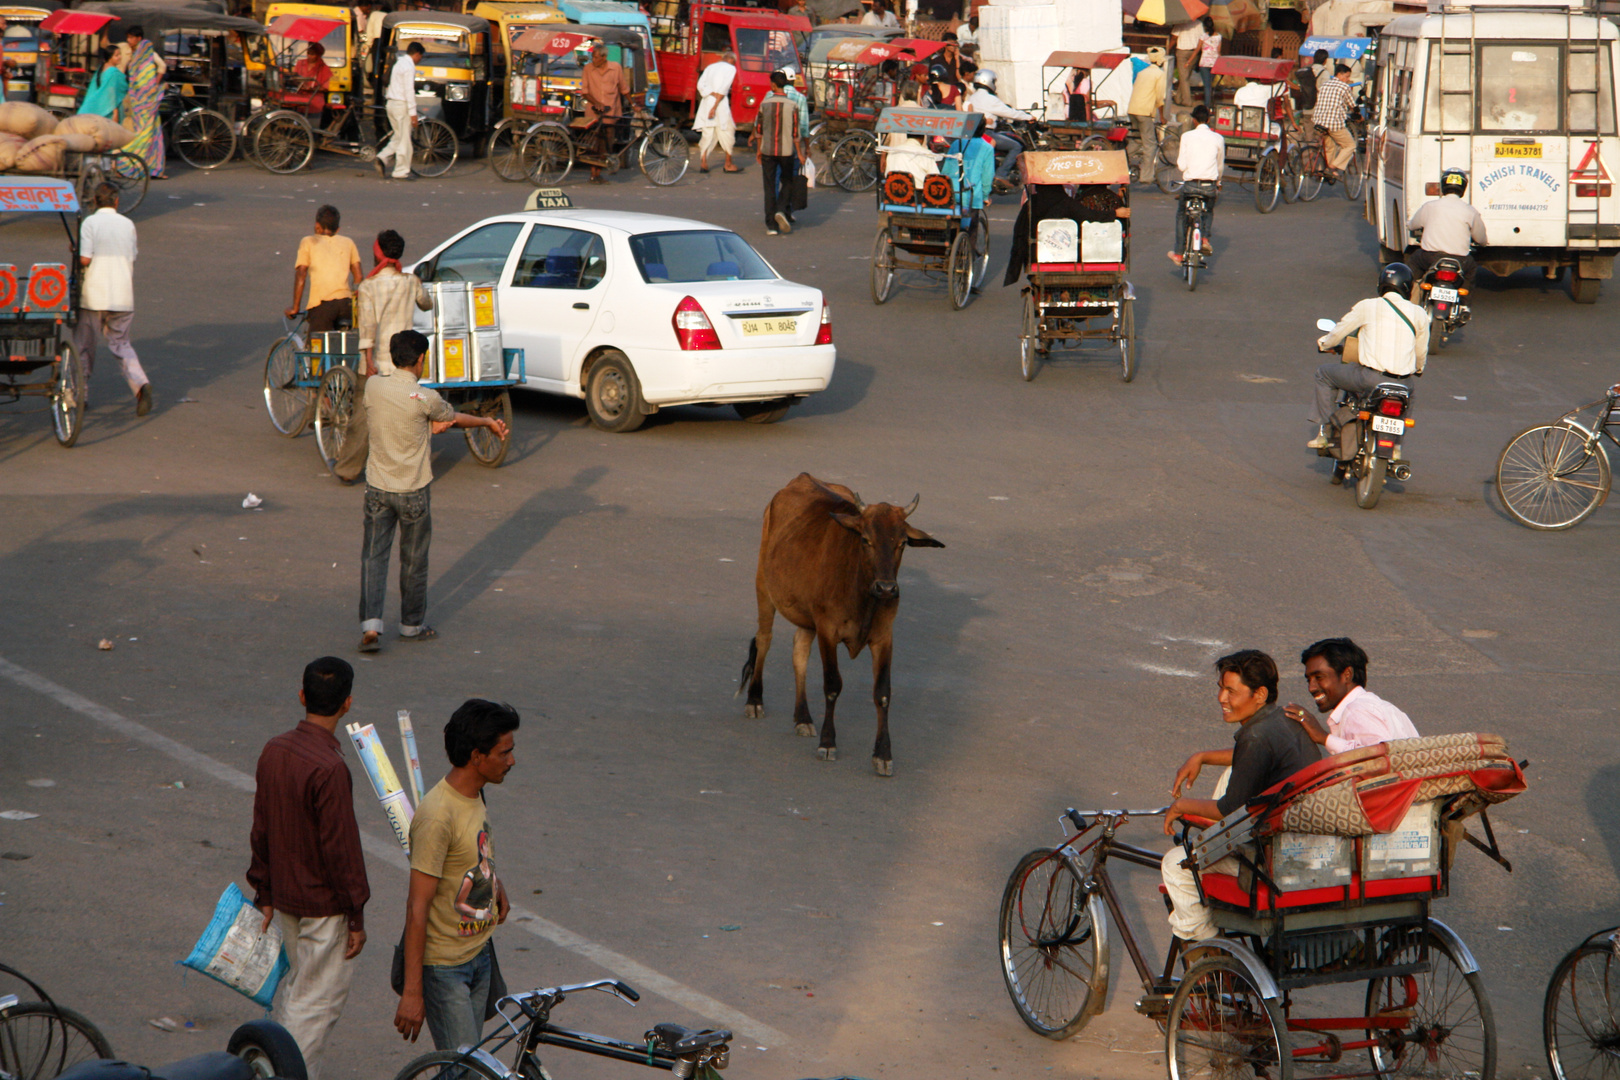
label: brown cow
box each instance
[737,473,943,776]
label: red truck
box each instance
[653,0,810,129]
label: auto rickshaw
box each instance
[554,0,660,109]
[382,11,494,153]
[0,0,61,105]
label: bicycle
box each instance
[1496,384,1619,530]
[263,312,315,438]
[1544,927,1620,1080]
[1292,125,1363,204]
[391,978,732,1080]
[0,963,114,1080]
[1176,182,1217,292]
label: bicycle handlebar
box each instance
[1061,805,1171,834]
[510,979,641,1016]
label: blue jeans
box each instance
[990,131,1023,180]
[1175,181,1219,251]
[421,940,492,1052]
[1198,67,1214,110]
[359,484,431,634]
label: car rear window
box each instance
[629,230,776,283]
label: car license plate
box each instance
[1372,415,1405,435]
[739,317,797,337]
[1431,287,1459,302]
[1495,142,1541,158]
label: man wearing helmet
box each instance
[962,68,1032,191]
[1406,169,1488,292]
[1306,264,1430,451]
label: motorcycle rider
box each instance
[1405,167,1488,293]
[1306,263,1430,450]
[1168,104,1223,266]
[962,68,1032,192]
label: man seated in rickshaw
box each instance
[1232,76,1283,134]
[577,44,630,183]
[1159,650,1320,949]
[288,41,333,124]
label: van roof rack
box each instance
[1424,0,1591,11]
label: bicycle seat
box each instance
[647,1023,732,1054]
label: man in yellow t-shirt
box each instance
[288,204,363,335]
[395,700,519,1051]
[1127,48,1168,187]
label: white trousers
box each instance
[274,913,355,1080]
[698,119,735,160]
[380,100,414,178]
[74,309,149,397]
[1161,766,1234,942]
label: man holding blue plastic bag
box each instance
[248,658,371,1080]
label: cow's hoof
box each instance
[817,746,838,761]
[873,758,893,777]
[794,723,815,737]
[744,703,764,719]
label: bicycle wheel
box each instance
[462,389,512,467]
[1255,151,1282,213]
[1365,922,1496,1080]
[829,131,879,192]
[971,208,991,289]
[1297,145,1325,202]
[1282,145,1303,203]
[242,108,274,168]
[1545,933,1620,1080]
[1496,423,1612,530]
[264,333,313,437]
[486,118,529,181]
[638,124,690,186]
[1117,297,1136,383]
[1168,957,1292,1080]
[412,118,458,177]
[1343,150,1366,200]
[254,111,315,174]
[1019,291,1040,382]
[0,1001,114,1080]
[313,366,357,474]
[997,848,1106,1037]
[520,122,574,186]
[50,341,85,448]
[947,232,972,310]
[171,108,236,169]
[392,1050,505,1080]
[102,151,149,213]
[870,227,895,305]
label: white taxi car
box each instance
[409,209,836,432]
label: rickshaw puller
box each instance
[1307,263,1428,450]
[1168,104,1222,266]
[579,45,630,183]
[1404,168,1487,292]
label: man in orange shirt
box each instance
[288,204,362,334]
[578,45,629,183]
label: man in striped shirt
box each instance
[1313,64,1356,176]
[753,71,802,235]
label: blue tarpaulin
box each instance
[1299,36,1372,59]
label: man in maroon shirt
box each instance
[248,657,370,1080]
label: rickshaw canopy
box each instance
[38,8,113,34]
[855,37,944,64]
[78,2,266,37]
[826,37,876,63]
[1042,49,1126,70]
[1020,150,1129,185]
[382,10,490,36]
[0,177,78,213]
[511,22,637,54]
[265,13,344,41]
[1299,35,1371,59]
[875,106,984,139]
[1209,55,1294,81]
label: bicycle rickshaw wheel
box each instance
[1117,296,1136,383]
[998,849,1105,1037]
[829,131,879,192]
[1544,933,1620,1080]
[411,119,458,177]
[1365,922,1497,1080]
[172,108,236,169]
[50,341,85,448]
[870,227,895,305]
[263,333,313,437]
[1297,145,1325,201]
[1343,150,1365,200]
[1255,151,1282,214]
[520,122,575,186]
[242,109,275,168]
[1079,134,1111,151]
[254,111,315,174]
[638,124,690,186]
[1283,145,1303,203]
[971,208,991,290]
[1168,957,1292,1080]
[313,365,357,474]
[1495,423,1612,530]
[102,151,150,213]
[1019,292,1040,382]
[391,1051,505,1080]
[0,1000,114,1080]
[947,232,973,310]
[462,389,512,467]
[486,119,529,181]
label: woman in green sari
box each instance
[121,25,166,178]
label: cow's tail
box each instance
[735,636,760,698]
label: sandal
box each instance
[723,166,742,173]
[399,626,438,642]
[358,631,381,653]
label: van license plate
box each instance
[1372,415,1405,434]
[740,318,797,337]
[1495,142,1541,158]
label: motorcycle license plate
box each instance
[1431,287,1459,302]
[1371,415,1405,435]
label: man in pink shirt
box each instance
[1285,638,1419,753]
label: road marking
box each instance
[0,655,788,1048]
[1134,661,1204,678]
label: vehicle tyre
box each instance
[1428,312,1445,354]
[734,398,792,424]
[1156,163,1184,196]
[263,332,313,437]
[997,849,1106,1038]
[829,131,878,192]
[411,118,458,177]
[1343,150,1365,200]
[806,120,837,169]
[226,1020,306,1080]
[1184,228,1198,292]
[242,108,274,168]
[1079,134,1111,151]
[947,232,973,310]
[584,350,646,432]
[1282,146,1301,203]
[520,122,575,186]
[1355,456,1387,509]
[313,365,358,474]
[253,111,315,174]
[1572,270,1601,304]
[1117,297,1136,383]
[1255,151,1281,213]
[462,389,512,467]
[971,208,991,290]
[1169,957,1292,1080]
[1544,931,1620,1080]
[51,342,85,448]
[1365,922,1495,1080]
[486,119,529,181]
[1019,291,1040,382]
[172,108,236,169]
[638,124,690,186]
[102,150,150,213]
[870,227,895,305]
[0,1000,114,1079]
[1296,145,1324,202]
[1496,423,1611,530]
[392,1050,505,1080]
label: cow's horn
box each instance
[903,494,920,518]
[851,491,866,510]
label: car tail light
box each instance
[814,302,832,345]
[673,296,721,350]
[1377,398,1404,417]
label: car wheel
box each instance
[585,351,646,432]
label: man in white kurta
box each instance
[75,182,152,415]
[695,52,738,172]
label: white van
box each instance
[1365,0,1619,302]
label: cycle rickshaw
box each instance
[999,732,1528,1079]
[0,178,86,447]
[1207,55,1299,212]
[503,25,688,187]
[1009,150,1135,382]
[817,36,942,191]
[1036,50,1127,150]
[869,107,991,310]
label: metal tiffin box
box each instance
[468,284,505,381]
[322,330,359,357]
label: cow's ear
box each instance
[831,512,863,533]
[905,526,945,548]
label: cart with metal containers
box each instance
[818,37,942,190]
[1207,54,1299,212]
[869,107,991,310]
[0,178,86,447]
[1011,150,1135,382]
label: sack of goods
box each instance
[0,101,58,141]
[424,281,503,384]
[55,114,135,152]
[13,134,66,174]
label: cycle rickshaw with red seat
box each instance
[1208,54,1300,212]
[819,37,944,191]
[998,732,1528,1079]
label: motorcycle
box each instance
[1416,253,1470,351]
[1315,317,1416,510]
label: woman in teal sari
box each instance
[80,46,128,118]
[121,26,166,178]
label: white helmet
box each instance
[972,69,996,93]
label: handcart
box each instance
[869,107,991,310]
[1010,150,1135,382]
[0,177,86,447]
[1208,55,1299,212]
